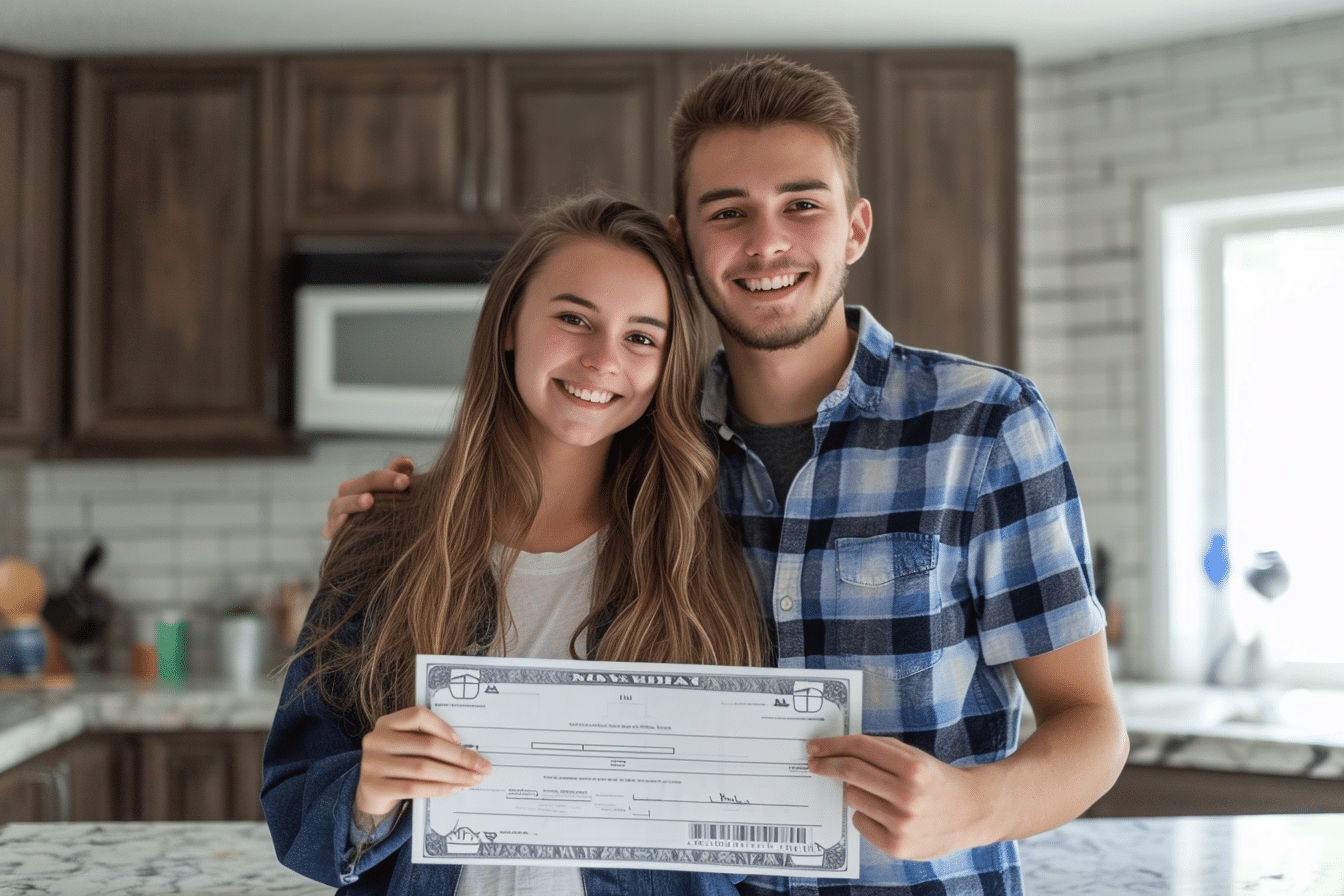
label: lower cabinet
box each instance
[0,734,132,824]
[137,730,268,822]
[0,730,268,823]
[1087,765,1344,817]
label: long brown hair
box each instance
[295,194,764,731]
[670,55,861,225]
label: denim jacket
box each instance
[262,628,746,896]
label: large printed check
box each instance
[412,655,863,877]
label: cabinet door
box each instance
[138,730,266,821]
[0,735,128,823]
[0,757,52,824]
[486,53,674,226]
[0,50,61,449]
[70,58,295,456]
[285,54,486,233]
[870,51,1017,368]
[64,734,134,821]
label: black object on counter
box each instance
[42,541,114,645]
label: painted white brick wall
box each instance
[25,438,441,617]
[1019,13,1344,676]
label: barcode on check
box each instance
[688,824,810,845]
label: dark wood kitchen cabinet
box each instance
[869,51,1017,368]
[32,47,1014,457]
[284,52,674,235]
[69,57,297,457]
[486,53,674,224]
[284,53,485,233]
[0,50,62,450]
[136,730,268,822]
[0,735,131,824]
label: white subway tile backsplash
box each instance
[1291,139,1344,164]
[25,500,87,533]
[177,498,265,531]
[1069,126,1176,162]
[1259,103,1340,141]
[1176,115,1259,153]
[1067,52,1172,96]
[1215,74,1291,111]
[222,534,269,569]
[1135,85,1215,122]
[1213,142,1295,172]
[23,437,420,615]
[128,463,228,496]
[44,464,136,497]
[268,498,330,534]
[1260,24,1344,71]
[1288,67,1344,101]
[101,536,178,572]
[269,535,328,572]
[179,536,227,570]
[1171,42,1260,83]
[1020,257,1071,292]
[1069,257,1137,291]
[90,500,178,533]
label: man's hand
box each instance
[323,456,415,539]
[355,705,493,818]
[807,734,994,861]
[809,632,1127,862]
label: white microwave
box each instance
[294,245,509,436]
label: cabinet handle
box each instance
[483,149,502,216]
[460,148,478,214]
[264,362,278,423]
[42,763,71,822]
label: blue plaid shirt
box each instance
[703,307,1105,896]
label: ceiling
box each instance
[2,0,1344,66]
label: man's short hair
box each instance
[670,55,861,225]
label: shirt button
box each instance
[779,597,794,612]
[764,500,775,512]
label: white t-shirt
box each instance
[456,531,598,896]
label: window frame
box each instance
[1142,164,1344,687]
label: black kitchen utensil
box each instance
[42,541,115,644]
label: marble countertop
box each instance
[1,815,1341,895]
[0,676,283,772]
[3,675,1344,781]
[1111,680,1344,780]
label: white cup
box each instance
[216,614,266,692]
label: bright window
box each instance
[1145,168,1344,688]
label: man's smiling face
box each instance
[677,122,871,352]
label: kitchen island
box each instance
[1,814,1342,894]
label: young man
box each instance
[327,56,1127,896]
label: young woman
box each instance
[261,194,765,896]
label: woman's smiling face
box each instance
[506,237,671,456]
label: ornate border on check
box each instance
[421,661,855,872]
[425,663,852,715]
[422,835,849,871]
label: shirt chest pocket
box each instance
[834,532,941,679]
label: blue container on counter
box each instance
[0,619,47,678]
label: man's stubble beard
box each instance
[690,263,849,353]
